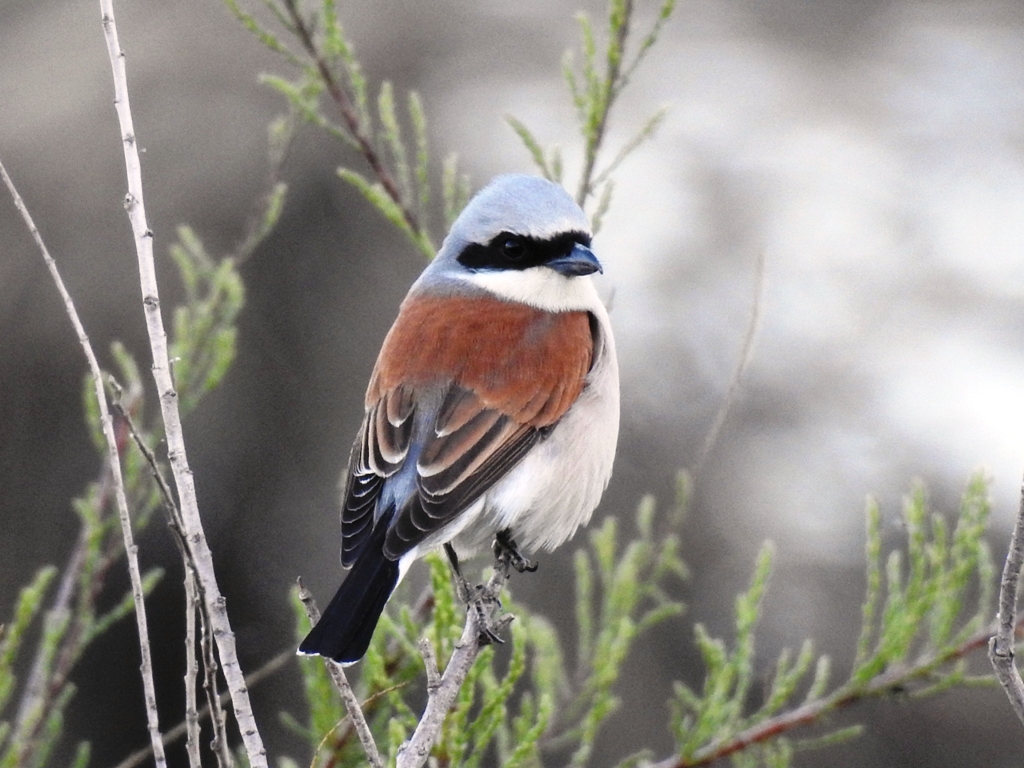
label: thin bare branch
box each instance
[691,250,766,480]
[0,155,167,768]
[184,571,202,768]
[297,579,384,768]
[112,397,233,766]
[110,649,295,768]
[418,638,441,694]
[97,2,268,763]
[990,473,1024,725]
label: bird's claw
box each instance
[493,530,538,575]
[464,578,511,646]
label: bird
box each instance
[298,173,620,664]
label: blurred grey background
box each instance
[3,0,1024,765]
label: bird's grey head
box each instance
[419,175,602,298]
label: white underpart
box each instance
[454,265,603,312]
[484,301,619,551]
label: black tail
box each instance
[299,521,400,664]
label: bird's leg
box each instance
[444,543,506,646]
[443,542,473,602]
[493,529,538,575]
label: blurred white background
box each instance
[3,0,1024,765]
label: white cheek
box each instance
[455,267,601,312]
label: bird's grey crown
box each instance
[431,175,591,268]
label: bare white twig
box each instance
[692,250,766,479]
[112,649,295,768]
[396,569,512,768]
[184,571,202,768]
[297,580,384,768]
[990,472,1024,725]
[418,638,441,694]
[114,396,230,766]
[96,2,268,764]
[200,591,234,768]
[0,156,168,768]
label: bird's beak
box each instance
[547,243,603,277]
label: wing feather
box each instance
[341,294,596,565]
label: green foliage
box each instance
[552,493,687,767]
[168,225,245,416]
[8,0,1009,766]
[282,489,686,768]
[668,472,996,768]
[0,568,57,723]
[509,0,675,225]
[2,190,254,766]
[226,0,485,260]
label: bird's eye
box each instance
[500,237,526,261]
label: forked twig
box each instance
[0,155,167,768]
[396,569,512,768]
[111,649,294,768]
[97,1,268,763]
[111,399,233,767]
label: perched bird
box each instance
[299,174,620,663]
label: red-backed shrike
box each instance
[299,174,620,663]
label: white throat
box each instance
[454,267,601,312]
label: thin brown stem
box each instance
[281,0,423,239]
[650,618,1018,768]
[691,251,766,480]
[576,0,632,206]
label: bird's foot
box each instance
[444,543,513,645]
[457,573,511,645]
[493,529,538,575]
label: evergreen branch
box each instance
[222,0,301,64]
[509,0,675,219]
[441,153,471,229]
[665,476,998,767]
[616,0,676,95]
[505,115,553,179]
[590,104,667,189]
[652,617,1014,768]
[278,0,427,245]
[0,568,57,717]
[575,0,632,205]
